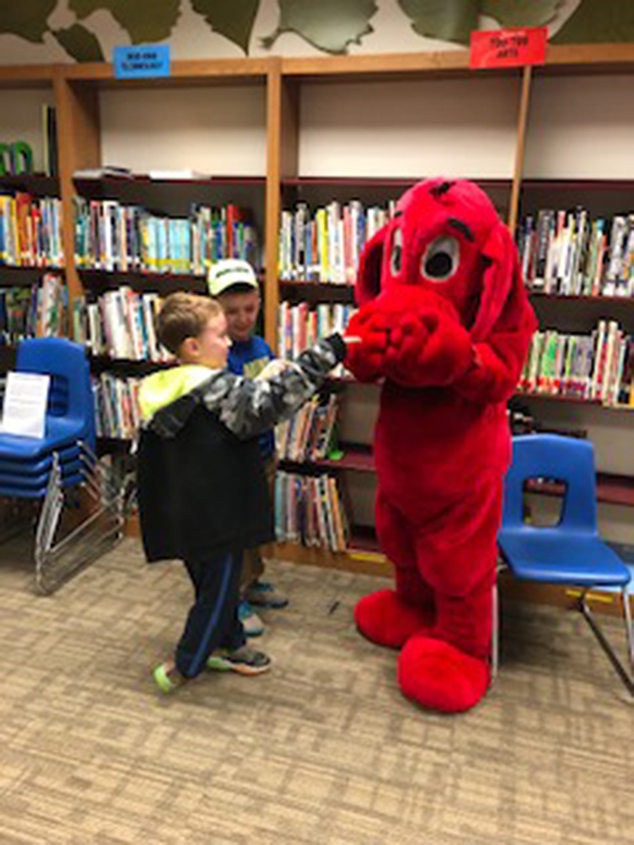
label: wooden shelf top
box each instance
[0,64,56,89]
[62,57,271,86]
[1,45,634,90]
[283,44,634,81]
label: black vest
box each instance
[137,405,273,565]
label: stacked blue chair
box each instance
[0,338,123,594]
[499,434,633,697]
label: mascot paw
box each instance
[397,635,489,713]
[354,589,434,649]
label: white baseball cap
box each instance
[207,259,258,297]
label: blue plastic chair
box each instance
[0,338,95,462]
[0,338,122,593]
[498,434,633,696]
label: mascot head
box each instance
[356,178,523,343]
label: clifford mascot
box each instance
[345,178,536,713]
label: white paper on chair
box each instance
[0,371,51,439]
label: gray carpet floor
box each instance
[0,536,633,844]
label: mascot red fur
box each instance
[345,178,536,713]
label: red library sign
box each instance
[470,27,547,70]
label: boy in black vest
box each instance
[137,293,346,693]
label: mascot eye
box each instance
[421,235,460,282]
[390,227,403,275]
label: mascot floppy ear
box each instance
[356,224,388,307]
[470,222,524,344]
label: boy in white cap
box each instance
[208,259,285,637]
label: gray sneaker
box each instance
[238,600,265,637]
[206,644,272,676]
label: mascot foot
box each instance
[354,589,434,649]
[398,635,489,713]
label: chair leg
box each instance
[34,449,124,595]
[578,589,634,697]
[623,587,634,676]
[490,580,499,686]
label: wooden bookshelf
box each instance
[1,45,634,589]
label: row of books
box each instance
[72,288,170,362]
[274,470,348,552]
[278,302,357,368]
[73,199,259,275]
[279,201,394,284]
[520,320,634,405]
[275,394,338,462]
[518,210,634,297]
[0,274,67,343]
[0,193,64,268]
[93,373,141,441]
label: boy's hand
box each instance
[255,359,289,381]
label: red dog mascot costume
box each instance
[345,178,536,713]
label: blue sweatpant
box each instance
[176,551,246,678]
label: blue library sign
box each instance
[113,45,171,79]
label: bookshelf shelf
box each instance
[281,176,511,190]
[526,473,634,508]
[89,355,174,372]
[78,268,207,292]
[280,444,374,474]
[0,174,59,195]
[279,280,356,303]
[514,390,634,410]
[522,178,634,192]
[74,174,266,191]
[0,265,64,279]
[96,437,132,456]
[282,449,634,509]
[528,291,634,305]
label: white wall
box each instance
[0,89,54,174]
[525,75,634,180]
[99,85,267,176]
[298,76,521,179]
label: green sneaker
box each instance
[206,644,272,676]
[153,662,188,694]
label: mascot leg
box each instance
[397,576,493,713]
[397,480,501,713]
[355,493,435,649]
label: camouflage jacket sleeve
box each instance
[198,334,346,440]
